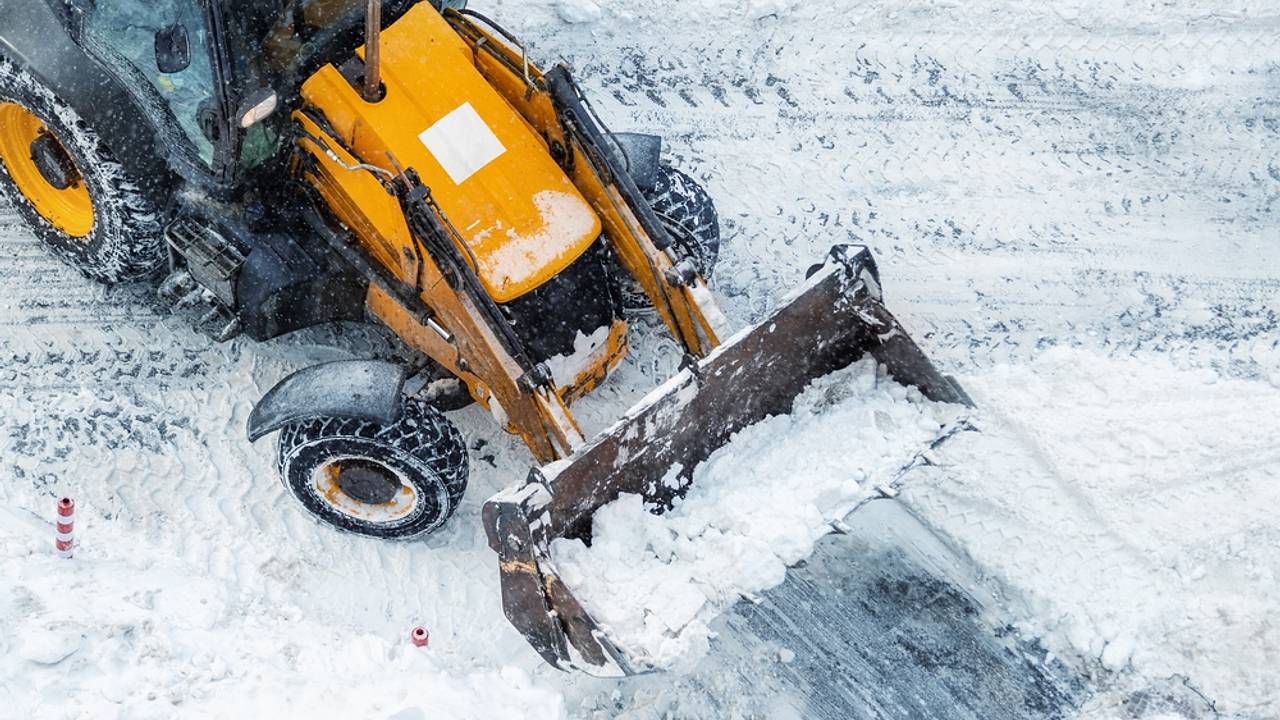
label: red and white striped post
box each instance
[410,626,429,648]
[55,497,74,559]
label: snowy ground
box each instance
[2,0,1279,717]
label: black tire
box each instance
[648,166,721,274]
[0,56,165,284]
[276,397,469,540]
[620,165,722,310]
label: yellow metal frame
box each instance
[446,10,727,358]
[297,6,601,304]
[0,103,94,238]
[293,3,727,464]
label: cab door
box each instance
[79,0,219,169]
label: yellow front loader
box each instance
[0,0,969,674]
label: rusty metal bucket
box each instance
[483,245,972,675]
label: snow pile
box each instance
[546,325,612,388]
[902,348,1280,717]
[0,512,563,719]
[552,358,963,667]
[555,0,602,24]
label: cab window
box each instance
[82,0,217,166]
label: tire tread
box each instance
[0,55,164,284]
[276,397,469,540]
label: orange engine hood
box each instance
[299,3,601,303]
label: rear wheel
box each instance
[0,57,164,283]
[276,397,469,540]
[620,165,722,311]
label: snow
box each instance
[551,359,965,668]
[475,189,601,299]
[0,512,563,718]
[545,325,611,389]
[901,348,1280,717]
[2,0,1279,717]
[555,0,602,25]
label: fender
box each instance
[611,132,663,193]
[0,0,177,205]
[247,361,409,442]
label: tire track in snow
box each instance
[0,200,549,677]
[2,5,1279,716]
[557,28,1280,384]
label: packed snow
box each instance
[545,325,612,389]
[0,506,563,719]
[903,348,1280,718]
[2,0,1278,717]
[552,359,964,667]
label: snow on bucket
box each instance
[55,497,74,559]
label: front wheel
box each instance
[276,397,469,540]
[619,165,722,311]
[648,166,721,275]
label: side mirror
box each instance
[237,89,280,129]
[155,24,191,74]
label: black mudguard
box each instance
[610,132,663,193]
[247,361,409,443]
[0,0,176,205]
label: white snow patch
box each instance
[556,0,603,24]
[474,190,599,297]
[748,0,800,19]
[551,358,963,667]
[902,348,1280,715]
[0,520,564,718]
[545,325,612,388]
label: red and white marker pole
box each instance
[55,497,74,559]
[410,626,429,648]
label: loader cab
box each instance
[73,0,425,193]
[73,0,275,191]
[219,0,416,173]
[76,0,224,178]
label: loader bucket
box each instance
[482,245,972,676]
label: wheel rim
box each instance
[311,457,422,524]
[0,103,94,238]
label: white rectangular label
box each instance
[418,102,506,185]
